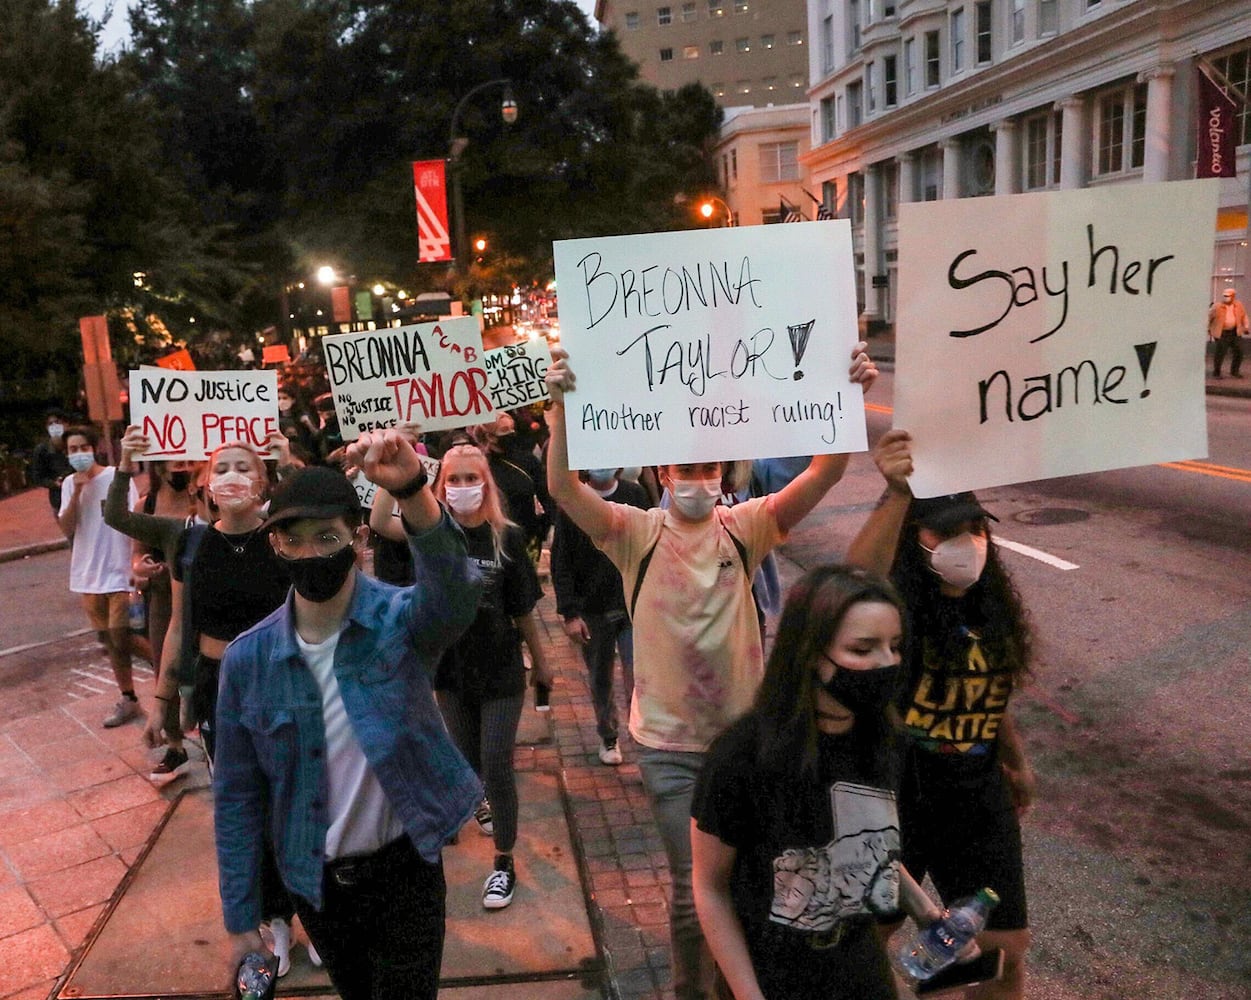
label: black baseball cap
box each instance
[262,467,361,530]
[911,492,998,532]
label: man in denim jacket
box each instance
[214,431,483,1000]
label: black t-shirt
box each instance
[175,526,290,642]
[436,522,540,700]
[692,715,901,1000]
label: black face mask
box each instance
[167,471,191,492]
[282,545,357,603]
[821,660,900,720]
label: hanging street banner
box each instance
[894,179,1219,497]
[483,339,551,410]
[128,369,279,459]
[552,221,865,469]
[413,160,452,263]
[323,316,493,440]
[1195,67,1239,180]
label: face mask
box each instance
[670,478,722,520]
[68,451,95,473]
[281,545,356,602]
[210,471,259,511]
[444,483,485,514]
[821,660,900,719]
[48,423,65,439]
[167,471,191,492]
[921,532,988,592]
[586,468,618,485]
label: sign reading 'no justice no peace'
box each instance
[553,222,867,470]
[894,179,1219,497]
[128,369,279,459]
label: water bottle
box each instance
[233,950,277,1000]
[127,591,146,634]
[898,887,999,981]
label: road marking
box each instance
[1159,459,1251,484]
[865,402,893,415]
[995,537,1080,571]
[0,628,94,659]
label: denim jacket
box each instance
[213,511,484,933]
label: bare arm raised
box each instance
[543,350,616,544]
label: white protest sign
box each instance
[894,180,1218,497]
[323,317,492,441]
[552,222,865,468]
[128,369,279,459]
[483,340,551,410]
[351,456,442,514]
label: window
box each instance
[790,74,804,89]
[866,61,877,114]
[951,8,965,72]
[660,48,674,62]
[710,39,724,55]
[658,7,672,26]
[880,161,898,220]
[684,45,700,59]
[736,80,751,94]
[1095,82,1148,175]
[1023,111,1062,190]
[1211,45,1251,145]
[904,37,916,95]
[735,0,748,12]
[760,141,800,183]
[736,37,750,52]
[709,0,723,17]
[1085,0,1102,9]
[924,30,940,87]
[822,14,835,73]
[788,30,803,46]
[758,76,774,91]
[820,96,836,142]
[713,82,726,98]
[975,2,992,64]
[884,54,898,107]
[721,154,730,186]
[730,148,738,181]
[761,34,774,49]
[848,0,862,53]
[822,179,838,217]
[848,80,863,127]
[1039,0,1058,36]
[682,1,697,21]
[848,172,864,226]
[1011,0,1025,44]
[918,146,941,200]
[625,11,640,30]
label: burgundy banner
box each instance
[1196,68,1238,179]
[413,160,452,262]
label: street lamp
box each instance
[448,79,518,272]
[698,196,735,227]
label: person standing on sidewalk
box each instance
[544,344,878,1000]
[1209,286,1249,379]
[30,409,74,515]
[550,467,652,766]
[57,425,141,728]
[215,440,484,1000]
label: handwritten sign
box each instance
[483,340,551,410]
[351,457,442,513]
[552,223,865,468]
[154,348,195,371]
[128,369,279,459]
[262,344,291,365]
[323,318,493,441]
[894,180,1218,497]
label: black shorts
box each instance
[898,749,1028,932]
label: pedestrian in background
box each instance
[30,408,73,514]
[1209,286,1249,379]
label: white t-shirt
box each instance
[59,467,137,595]
[296,630,405,860]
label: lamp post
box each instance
[448,78,518,273]
[698,195,735,227]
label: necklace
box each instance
[221,525,261,555]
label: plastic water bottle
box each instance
[234,951,277,1000]
[127,591,146,634]
[898,887,999,981]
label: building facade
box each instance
[711,103,813,224]
[596,0,810,107]
[805,0,1251,327]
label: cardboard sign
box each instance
[154,348,196,371]
[128,369,279,459]
[552,222,865,468]
[351,457,442,513]
[894,180,1218,497]
[262,344,291,365]
[483,340,551,410]
[323,318,493,440]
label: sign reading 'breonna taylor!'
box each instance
[894,180,1218,498]
[129,369,279,459]
[552,222,866,469]
[322,316,492,440]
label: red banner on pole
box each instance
[1196,67,1239,179]
[331,285,352,324]
[413,160,452,263]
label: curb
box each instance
[0,538,69,564]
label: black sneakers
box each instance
[482,854,515,909]
[149,746,190,784]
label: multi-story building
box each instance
[711,103,813,224]
[805,0,1251,329]
[595,0,810,107]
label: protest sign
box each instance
[552,222,865,468]
[483,340,551,410]
[894,180,1218,497]
[351,457,442,514]
[323,317,493,440]
[128,369,279,459]
[154,348,195,371]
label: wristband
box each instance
[389,467,429,499]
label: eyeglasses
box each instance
[272,530,352,559]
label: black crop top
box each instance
[175,526,290,642]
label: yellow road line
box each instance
[1159,460,1251,483]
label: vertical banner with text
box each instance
[1195,67,1239,180]
[413,160,452,263]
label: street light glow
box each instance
[316,266,336,286]
[372,284,386,296]
[700,202,714,219]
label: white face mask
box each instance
[209,471,259,511]
[670,478,722,520]
[47,422,65,439]
[444,483,485,515]
[921,532,988,592]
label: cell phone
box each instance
[914,948,1004,996]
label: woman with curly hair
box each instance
[847,428,1034,1000]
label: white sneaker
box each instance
[474,800,494,836]
[262,917,292,977]
[482,856,516,909]
[306,938,322,967]
[598,739,623,766]
[102,697,141,728]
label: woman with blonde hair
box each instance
[371,440,553,910]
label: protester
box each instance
[471,411,553,564]
[544,343,878,1000]
[278,383,320,461]
[214,446,484,1000]
[550,466,652,766]
[311,392,344,464]
[691,566,943,999]
[1209,286,1249,379]
[30,409,74,514]
[847,428,1034,1000]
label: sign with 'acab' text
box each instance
[323,317,493,440]
[552,222,866,469]
[129,369,279,459]
[894,179,1218,497]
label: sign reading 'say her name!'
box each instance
[129,369,278,459]
[323,317,492,440]
[552,223,866,469]
[894,180,1218,497]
